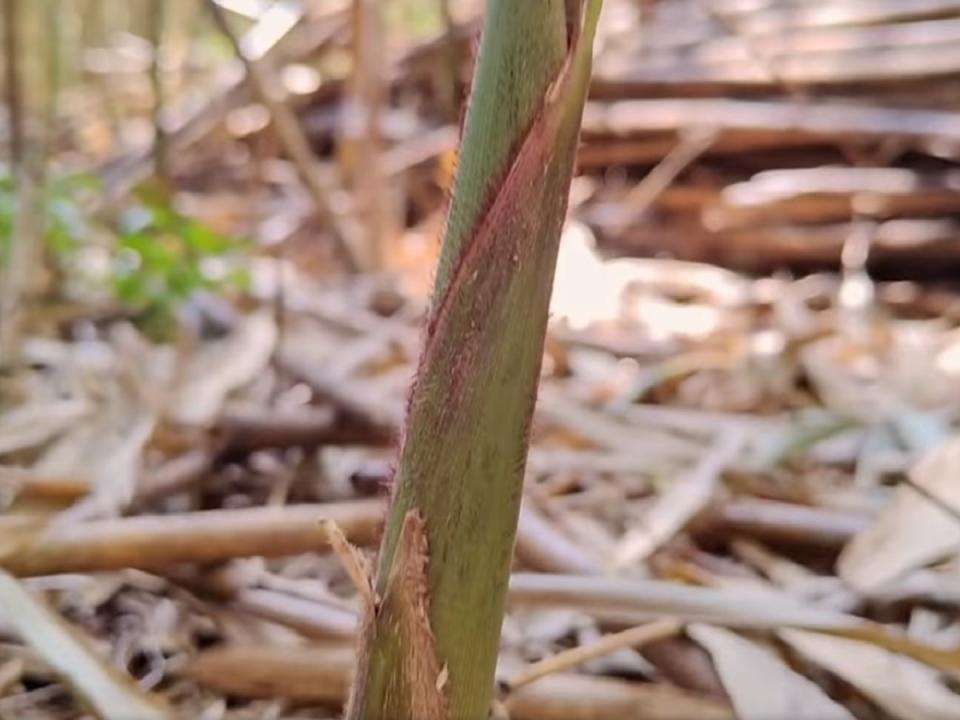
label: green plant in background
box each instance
[112,196,250,336]
[0,163,250,338]
[0,164,98,265]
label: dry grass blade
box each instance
[698,498,869,549]
[0,570,172,720]
[323,518,375,607]
[689,624,854,720]
[505,618,681,690]
[781,629,960,720]
[0,467,88,507]
[613,428,743,569]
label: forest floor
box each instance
[3,1,960,718]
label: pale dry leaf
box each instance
[802,325,960,424]
[800,336,898,422]
[780,629,960,720]
[34,392,156,521]
[0,399,90,456]
[171,311,277,425]
[689,624,853,720]
[612,428,742,569]
[839,435,960,590]
[0,570,172,720]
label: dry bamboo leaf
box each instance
[550,223,747,330]
[780,629,960,720]
[839,435,960,590]
[0,570,171,720]
[34,395,156,520]
[171,311,277,425]
[688,624,854,720]
[0,400,90,456]
[612,429,742,569]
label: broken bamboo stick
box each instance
[1,500,383,576]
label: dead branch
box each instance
[206,0,363,271]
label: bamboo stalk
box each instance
[2,0,21,163]
[345,0,389,269]
[148,0,167,180]
[347,3,603,717]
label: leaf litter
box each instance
[4,0,960,718]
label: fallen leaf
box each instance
[33,390,156,521]
[170,311,277,425]
[0,400,90,456]
[612,429,742,569]
[689,624,853,720]
[839,435,960,590]
[781,629,960,720]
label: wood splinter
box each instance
[347,510,448,720]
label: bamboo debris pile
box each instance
[279,0,960,277]
[576,0,960,274]
[3,0,960,718]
